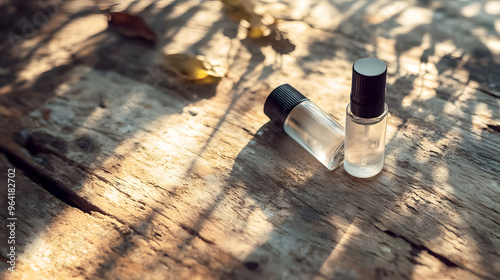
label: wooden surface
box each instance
[0,0,499,279]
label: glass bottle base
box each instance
[344,160,383,178]
[327,143,344,170]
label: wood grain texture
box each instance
[0,0,499,279]
[0,154,130,280]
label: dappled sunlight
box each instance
[316,220,356,276]
[307,1,342,30]
[473,102,495,120]
[160,1,230,57]
[4,208,124,279]
[470,103,495,130]
[401,73,439,107]
[485,1,500,15]
[434,39,459,57]
[364,0,408,25]
[102,185,124,204]
[433,164,451,190]
[16,14,108,81]
[392,7,433,35]
[0,0,499,278]
[461,2,483,18]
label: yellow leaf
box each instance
[163,54,226,84]
[193,75,223,85]
[248,25,264,38]
[247,24,272,38]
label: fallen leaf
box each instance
[107,12,157,43]
[163,54,226,84]
[246,22,271,39]
[220,0,295,54]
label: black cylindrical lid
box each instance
[350,58,387,118]
[264,84,308,127]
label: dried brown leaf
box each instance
[108,12,157,43]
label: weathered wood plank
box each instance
[0,154,131,279]
[0,0,499,279]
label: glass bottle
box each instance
[264,84,345,170]
[344,58,389,178]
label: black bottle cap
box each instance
[350,58,387,118]
[264,84,309,127]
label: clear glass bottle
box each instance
[344,104,388,177]
[344,58,388,178]
[264,84,345,170]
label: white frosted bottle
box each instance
[344,58,388,178]
[264,84,345,170]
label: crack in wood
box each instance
[487,124,500,133]
[382,229,458,268]
[178,223,215,245]
[381,229,494,279]
[0,146,109,217]
[479,88,500,99]
[0,148,80,208]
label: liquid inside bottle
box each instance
[284,101,345,170]
[264,84,345,171]
[344,103,388,178]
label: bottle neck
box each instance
[349,94,386,118]
[347,102,388,124]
